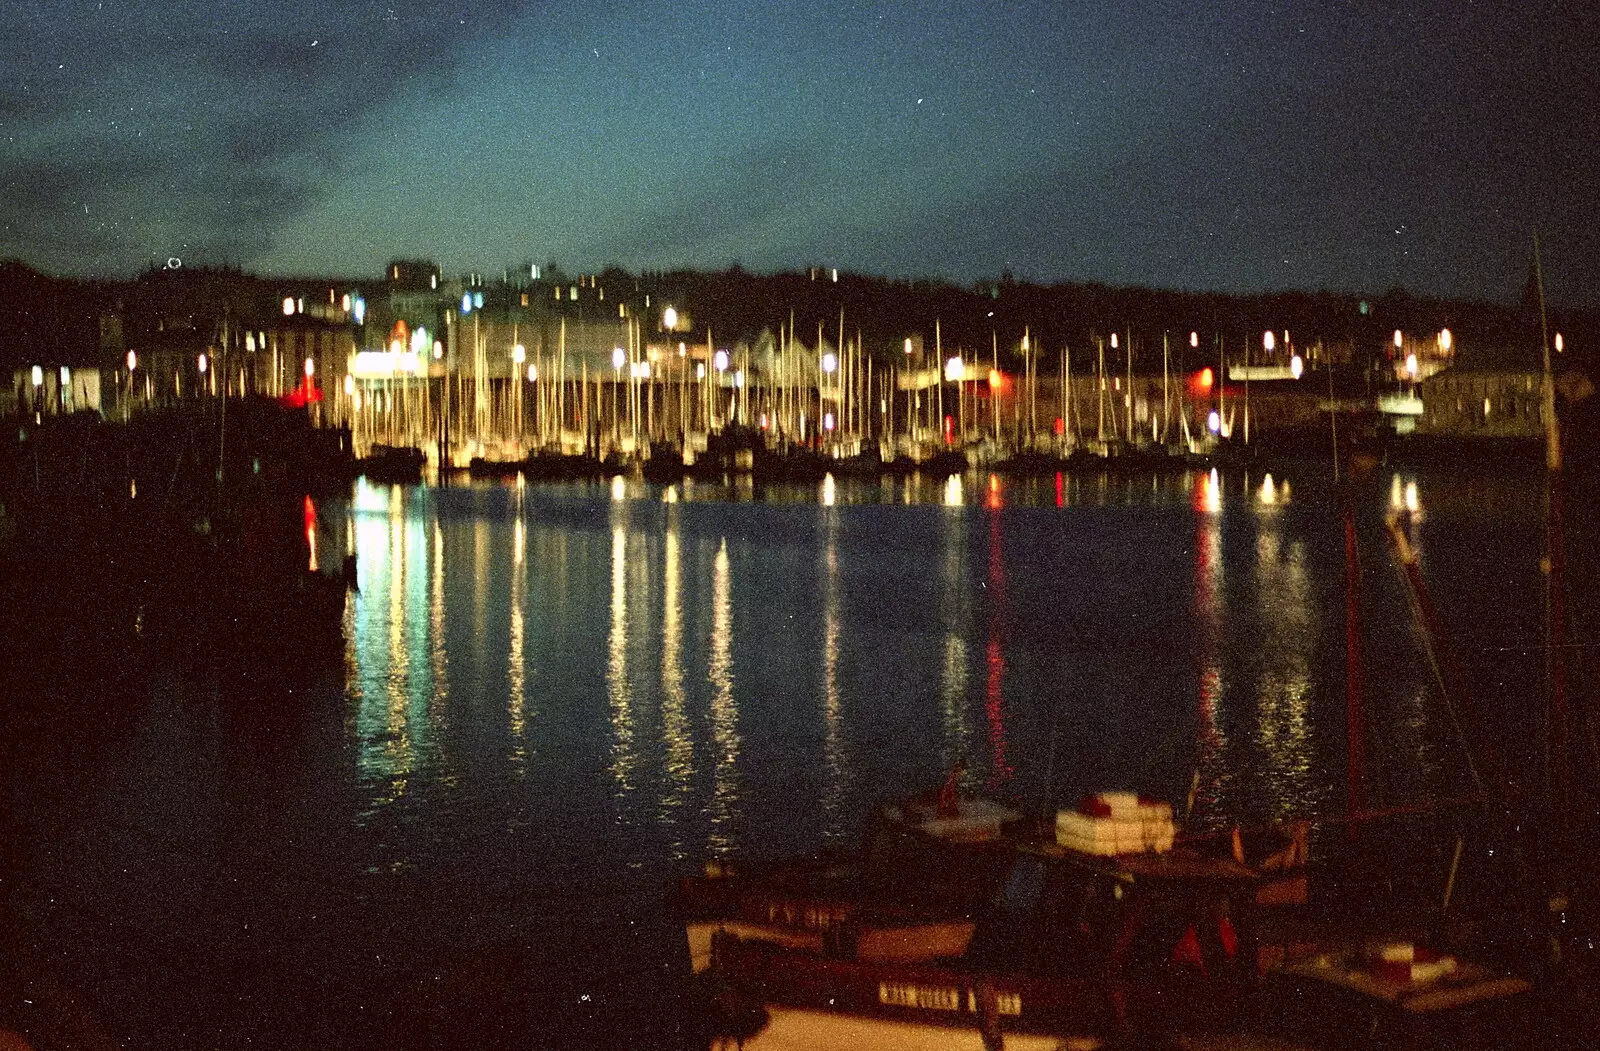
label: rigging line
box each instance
[1384,512,1486,799]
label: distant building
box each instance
[1416,365,1544,439]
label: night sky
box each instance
[3,0,1597,303]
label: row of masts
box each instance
[201,310,1274,463]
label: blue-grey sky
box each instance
[3,0,1597,303]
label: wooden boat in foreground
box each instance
[682,792,1272,1048]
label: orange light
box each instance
[1197,367,1214,390]
[988,369,1003,390]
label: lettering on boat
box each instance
[879,982,961,1011]
[762,901,848,930]
[965,988,1023,1015]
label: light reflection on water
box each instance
[706,537,740,854]
[3,463,1572,1051]
[819,507,852,842]
[8,463,1567,1049]
[320,465,1538,891]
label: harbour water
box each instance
[4,461,1590,1049]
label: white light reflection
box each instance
[607,520,636,795]
[1203,468,1222,515]
[1252,526,1318,819]
[707,538,741,854]
[1259,473,1277,506]
[939,508,972,769]
[943,474,964,507]
[430,519,448,717]
[658,509,693,859]
[1191,470,1229,822]
[508,500,528,776]
[611,475,627,502]
[349,481,430,814]
[820,508,852,842]
[821,474,837,507]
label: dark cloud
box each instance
[0,0,554,276]
[594,143,828,264]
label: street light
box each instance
[821,352,837,375]
[513,343,527,364]
[1190,331,1199,349]
[1263,330,1275,353]
[663,306,678,331]
[1439,328,1452,352]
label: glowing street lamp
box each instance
[1263,330,1275,353]
[1189,331,1199,349]
[30,365,43,388]
[613,347,627,370]
[1290,354,1304,379]
[197,353,208,374]
[713,349,729,372]
[944,356,964,382]
[663,306,678,331]
[512,343,527,364]
[127,350,137,371]
[821,352,837,375]
[1439,328,1452,352]
[304,357,315,377]
[1555,332,1564,353]
[1405,353,1419,379]
[1393,329,1404,350]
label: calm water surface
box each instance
[9,462,1583,1048]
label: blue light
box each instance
[461,293,473,314]
[353,296,366,325]
[473,291,484,309]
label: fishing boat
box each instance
[357,443,425,484]
[681,790,1278,1049]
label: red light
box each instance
[1052,417,1065,436]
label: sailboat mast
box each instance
[1534,232,1569,827]
[1125,327,1133,445]
[1097,338,1106,444]
[1162,332,1170,446]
